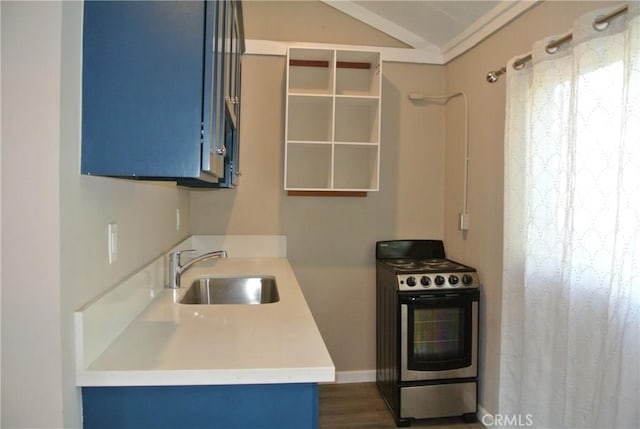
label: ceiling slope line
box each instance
[320,0,440,51]
[441,0,542,63]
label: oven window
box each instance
[407,299,472,371]
[413,307,464,360]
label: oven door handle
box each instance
[401,293,466,303]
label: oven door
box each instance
[400,291,478,381]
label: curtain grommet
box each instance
[545,44,560,55]
[593,16,609,31]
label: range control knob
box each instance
[449,275,459,286]
[462,274,474,285]
[435,275,445,287]
[406,276,417,287]
[420,276,431,287]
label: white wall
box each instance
[1,3,64,426]
[1,2,192,427]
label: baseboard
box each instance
[334,370,376,384]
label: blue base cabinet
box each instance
[82,383,319,429]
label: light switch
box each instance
[108,223,118,264]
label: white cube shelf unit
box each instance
[285,47,381,195]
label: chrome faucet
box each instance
[167,249,227,289]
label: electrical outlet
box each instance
[108,223,118,264]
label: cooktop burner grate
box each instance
[381,258,472,273]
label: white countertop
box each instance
[76,256,335,386]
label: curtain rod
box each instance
[486,3,629,83]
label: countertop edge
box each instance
[77,366,336,387]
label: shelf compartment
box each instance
[287,95,333,142]
[285,143,332,189]
[334,97,380,143]
[288,48,334,94]
[336,50,381,96]
[333,144,379,190]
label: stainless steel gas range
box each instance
[376,240,479,427]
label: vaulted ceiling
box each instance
[244,0,540,64]
[320,0,539,63]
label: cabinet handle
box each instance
[215,145,227,157]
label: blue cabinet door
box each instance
[200,0,226,179]
[81,1,216,183]
[184,0,244,188]
[82,383,319,429]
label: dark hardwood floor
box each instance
[319,383,485,429]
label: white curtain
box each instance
[500,3,640,428]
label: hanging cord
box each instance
[408,92,470,231]
[485,3,629,83]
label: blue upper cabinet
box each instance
[81,1,244,188]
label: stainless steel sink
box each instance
[180,276,279,305]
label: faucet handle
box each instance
[172,249,196,254]
[170,249,196,264]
